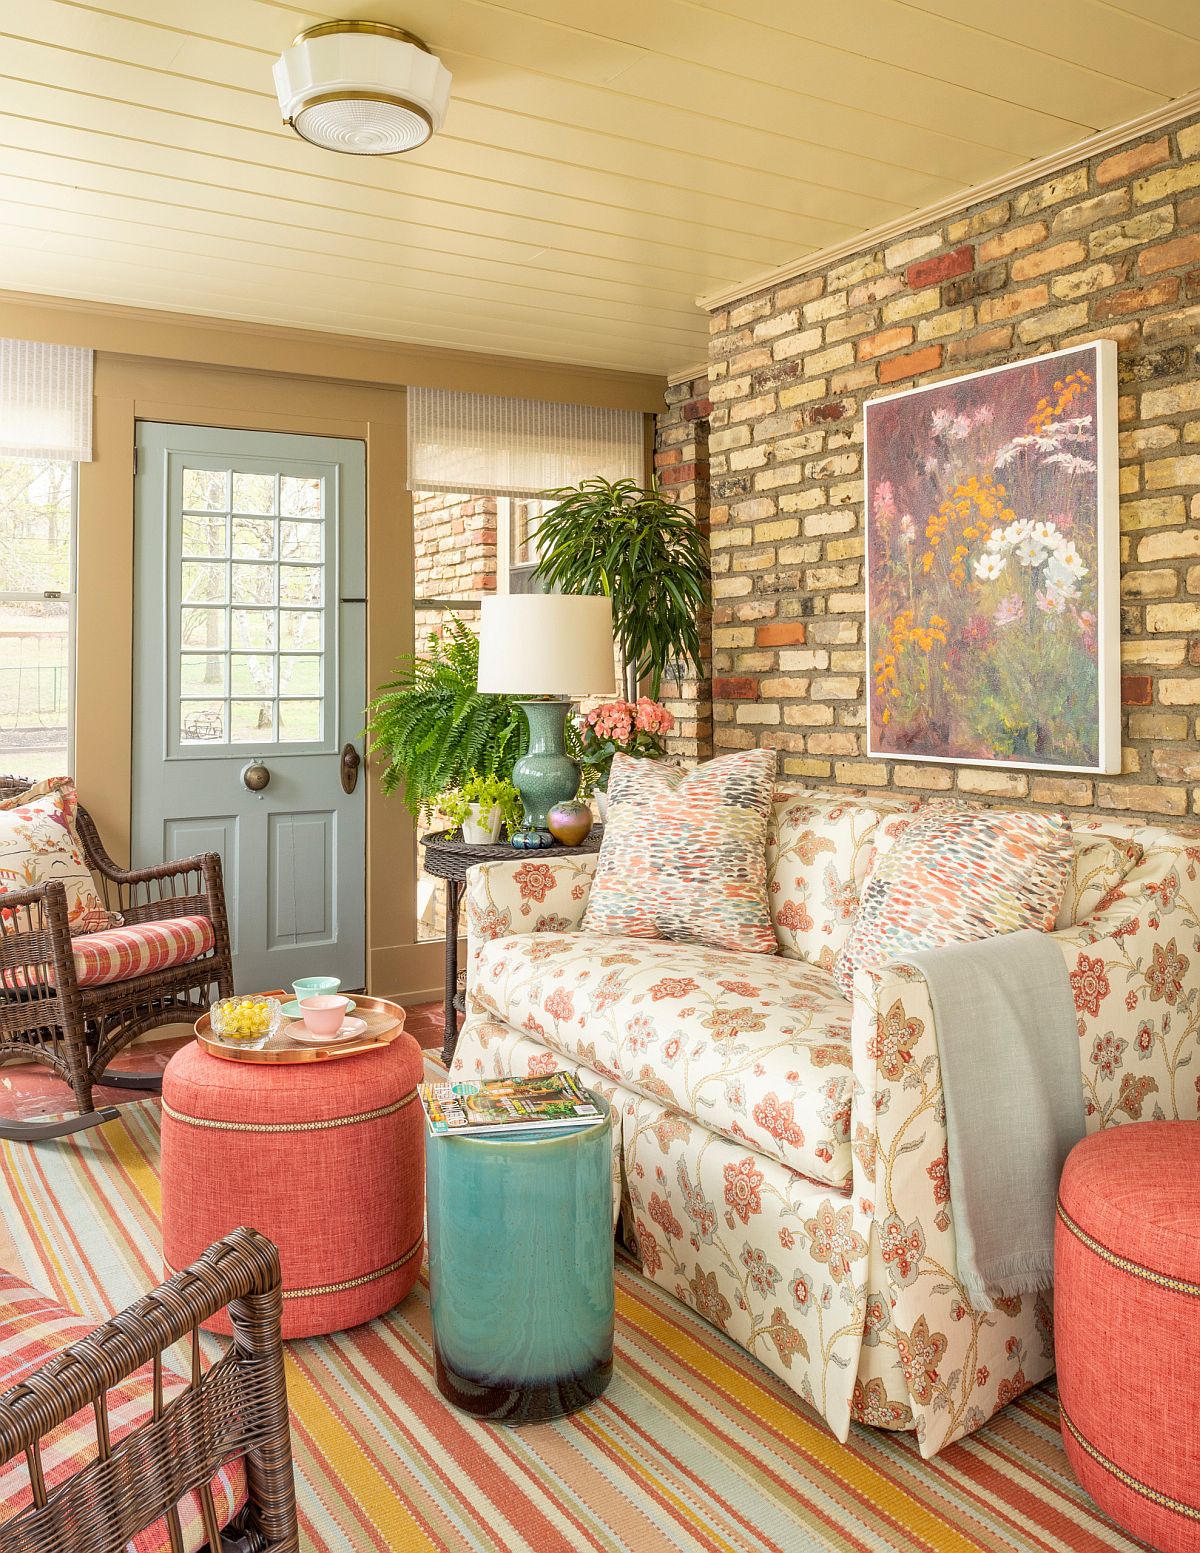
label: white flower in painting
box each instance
[900,513,916,545]
[1014,537,1046,568]
[1045,559,1084,599]
[1002,519,1033,547]
[922,455,940,476]
[949,413,972,441]
[974,551,1006,583]
[1030,519,1060,548]
[972,405,995,427]
[1049,537,1087,578]
[1042,450,1097,476]
[931,408,953,437]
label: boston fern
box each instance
[532,477,709,698]
[366,616,527,821]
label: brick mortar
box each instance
[675,112,1200,822]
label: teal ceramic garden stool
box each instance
[426,1096,614,1423]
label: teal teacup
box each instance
[293,975,340,1003]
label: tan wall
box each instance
[695,111,1200,823]
[0,291,663,1000]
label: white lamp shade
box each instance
[478,596,615,698]
[273,23,452,156]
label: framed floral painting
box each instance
[864,339,1119,773]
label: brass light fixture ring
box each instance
[291,19,432,54]
[288,88,434,144]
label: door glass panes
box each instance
[178,464,327,747]
[0,459,76,780]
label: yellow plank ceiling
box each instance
[0,0,1194,377]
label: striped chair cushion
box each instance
[72,916,216,988]
[0,1272,246,1552]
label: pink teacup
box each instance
[299,995,350,1036]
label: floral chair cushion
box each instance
[1054,826,1144,931]
[765,790,923,968]
[0,1273,246,1552]
[583,748,779,955]
[0,778,120,934]
[471,929,855,1187]
[834,806,1075,996]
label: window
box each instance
[0,457,76,780]
[502,495,556,594]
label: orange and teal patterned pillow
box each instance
[833,805,1074,996]
[582,747,779,955]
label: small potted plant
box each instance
[577,697,674,820]
[440,774,523,845]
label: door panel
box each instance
[133,423,366,990]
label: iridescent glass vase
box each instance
[426,1096,614,1423]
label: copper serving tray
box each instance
[195,990,406,1064]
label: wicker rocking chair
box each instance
[0,1227,299,1553]
[0,776,234,1143]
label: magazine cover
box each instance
[419,1071,602,1136]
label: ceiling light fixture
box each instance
[273,20,452,156]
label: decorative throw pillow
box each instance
[0,778,121,933]
[833,806,1074,996]
[765,789,924,967]
[1054,830,1144,932]
[582,747,779,955]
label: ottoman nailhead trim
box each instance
[1056,1198,1200,1298]
[1060,1403,1200,1524]
[161,1091,415,1134]
[165,1232,422,1301]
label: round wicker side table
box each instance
[421,828,603,1066]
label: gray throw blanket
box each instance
[903,929,1085,1308]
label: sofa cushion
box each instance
[472,930,854,1186]
[583,747,779,955]
[0,1272,246,1552]
[765,789,923,967]
[834,806,1075,995]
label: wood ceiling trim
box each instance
[699,87,1200,312]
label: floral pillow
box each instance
[1054,829,1144,931]
[582,747,779,955]
[765,789,923,967]
[833,805,1074,996]
[0,778,121,933]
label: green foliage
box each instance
[365,617,527,821]
[440,774,523,837]
[531,477,709,698]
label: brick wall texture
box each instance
[413,490,497,600]
[655,376,714,763]
[687,111,1200,822]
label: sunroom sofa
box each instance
[452,787,1200,1457]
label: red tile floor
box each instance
[0,999,448,1127]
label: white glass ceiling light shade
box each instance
[273,21,452,156]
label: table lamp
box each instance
[477,595,615,831]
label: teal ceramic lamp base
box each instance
[426,1098,615,1424]
[512,697,580,831]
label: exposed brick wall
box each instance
[698,112,1200,822]
[655,375,714,762]
[413,490,497,600]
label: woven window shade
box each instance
[407,388,643,497]
[0,339,93,461]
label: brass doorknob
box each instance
[241,761,270,791]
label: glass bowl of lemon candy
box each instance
[209,994,282,1050]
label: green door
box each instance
[133,423,366,991]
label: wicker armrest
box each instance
[0,1227,298,1553]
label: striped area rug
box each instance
[0,1099,1142,1553]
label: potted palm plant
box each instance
[531,478,708,699]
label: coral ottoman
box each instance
[1056,1122,1200,1553]
[161,1034,425,1338]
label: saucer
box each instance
[282,998,355,1019]
[288,1015,368,1046]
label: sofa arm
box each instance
[464,855,597,994]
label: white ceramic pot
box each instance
[461,801,503,845]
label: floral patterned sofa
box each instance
[452,788,1200,1457]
